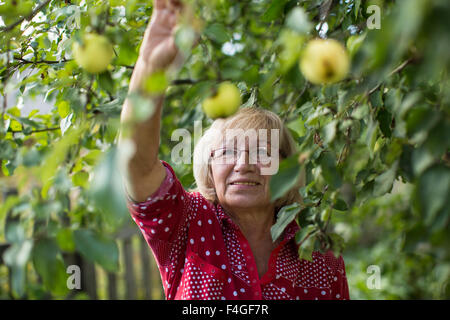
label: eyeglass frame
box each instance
[209,146,285,165]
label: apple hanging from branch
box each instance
[299,38,350,85]
[202,82,242,119]
[72,33,115,74]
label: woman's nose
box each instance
[234,150,255,171]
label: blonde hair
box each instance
[192,107,303,212]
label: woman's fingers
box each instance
[167,0,183,13]
[154,0,167,10]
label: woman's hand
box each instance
[138,0,183,73]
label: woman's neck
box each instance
[224,205,276,243]
[224,205,279,278]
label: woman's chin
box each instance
[223,195,268,209]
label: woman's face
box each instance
[210,136,275,211]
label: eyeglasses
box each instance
[210,147,274,164]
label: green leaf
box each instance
[72,170,89,188]
[127,92,155,123]
[334,198,348,211]
[406,106,439,143]
[364,117,379,159]
[204,23,230,44]
[298,234,315,262]
[412,146,435,176]
[417,165,450,227]
[277,29,305,73]
[286,7,312,34]
[376,107,392,138]
[3,240,33,298]
[270,154,301,202]
[323,120,337,144]
[373,160,399,197]
[318,151,342,189]
[82,149,103,166]
[57,100,71,118]
[260,72,278,103]
[5,221,26,244]
[98,71,115,93]
[56,228,76,252]
[354,0,361,19]
[287,116,306,138]
[328,232,346,258]
[271,203,301,242]
[294,224,316,245]
[40,123,88,195]
[219,56,247,80]
[262,0,287,23]
[0,140,15,161]
[32,238,69,296]
[73,229,119,272]
[175,24,196,57]
[89,146,128,228]
[22,148,42,167]
[142,70,168,95]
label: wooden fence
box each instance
[0,187,165,299]
[0,226,165,300]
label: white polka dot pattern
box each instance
[126,161,350,300]
[179,253,226,300]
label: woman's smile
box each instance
[228,182,261,190]
[228,179,261,187]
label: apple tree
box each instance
[0,0,449,299]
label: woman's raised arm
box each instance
[119,0,183,202]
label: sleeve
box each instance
[324,251,350,300]
[125,160,196,293]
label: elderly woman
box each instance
[120,0,349,300]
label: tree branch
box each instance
[368,57,415,95]
[14,57,70,65]
[9,126,60,134]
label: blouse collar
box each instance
[214,203,300,243]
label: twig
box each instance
[317,0,334,37]
[337,126,351,165]
[171,78,204,85]
[284,82,309,121]
[15,57,70,65]
[9,127,60,134]
[368,57,414,95]
[1,40,11,123]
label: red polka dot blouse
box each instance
[126,161,350,300]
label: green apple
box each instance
[299,38,350,85]
[72,33,114,74]
[202,82,242,119]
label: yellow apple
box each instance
[299,38,350,85]
[202,82,242,119]
[72,33,114,74]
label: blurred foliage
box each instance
[0,0,449,299]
